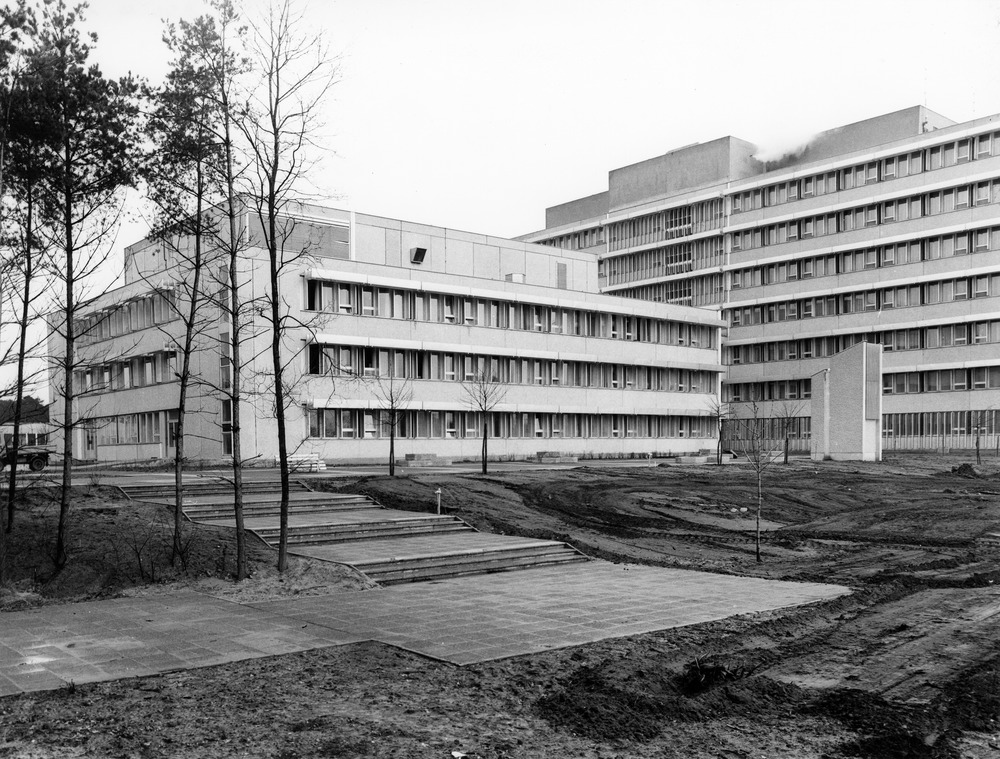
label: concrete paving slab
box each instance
[253,562,849,665]
[0,592,364,697]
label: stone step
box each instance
[253,517,472,545]
[120,481,314,500]
[182,495,375,518]
[352,543,588,585]
[181,492,370,507]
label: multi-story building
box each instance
[50,201,724,464]
[522,106,1000,451]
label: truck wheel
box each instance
[29,457,46,472]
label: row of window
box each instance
[883,410,1000,438]
[724,380,812,403]
[600,237,724,286]
[614,273,725,308]
[731,179,1000,254]
[74,352,178,394]
[728,273,1000,327]
[732,131,1000,214]
[730,226,1000,290]
[306,409,713,440]
[76,290,178,345]
[720,416,811,442]
[727,321,1000,365]
[606,199,725,252]
[538,227,605,252]
[307,344,716,393]
[883,366,1000,395]
[92,412,162,446]
[305,280,718,348]
[2,432,48,447]
[726,365,1000,404]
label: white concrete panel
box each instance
[445,237,475,277]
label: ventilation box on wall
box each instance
[409,247,427,264]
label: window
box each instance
[979,133,993,157]
[338,285,353,313]
[973,322,989,344]
[222,401,233,455]
[220,333,231,388]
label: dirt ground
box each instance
[3,453,1000,758]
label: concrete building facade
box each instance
[522,106,1000,453]
[50,201,724,465]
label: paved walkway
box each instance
[1,563,848,695]
[0,592,362,697]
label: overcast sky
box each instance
[84,0,1000,242]
[8,0,1000,401]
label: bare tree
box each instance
[140,8,239,568]
[197,0,253,581]
[2,187,51,535]
[369,374,413,477]
[971,408,994,466]
[773,399,806,465]
[239,0,338,571]
[461,365,507,474]
[706,397,733,466]
[729,398,780,563]
[0,0,33,587]
[23,1,140,568]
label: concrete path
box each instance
[1,563,848,696]
[0,592,363,697]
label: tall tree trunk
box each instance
[482,418,488,475]
[171,173,204,567]
[716,419,723,466]
[755,470,762,563]
[268,207,290,572]
[265,75,290,572]
[223,111,246,581]
[55,148,75,570]
[6,189,33,533]
[388,421,395,476]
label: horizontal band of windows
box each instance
[730,132,997,216]
[610,274,725,308]
[88,412,162,446]
[605,199,725,253]
[73,351,178,395]
[729,225,1000,291]
[882,365,1000,394]
[306,409,712,440]
[729,180,1000,255]
[722,379,812,403]
[600,237,724,287]
[883,410,999,438]
[305,280,718,348]
[75,290,179,346]
[727,274,1000,327]
[307,344,715,393]
[725,321,1000,365]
